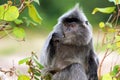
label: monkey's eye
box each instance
[85,21,88,25]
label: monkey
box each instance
[40,4,99,80]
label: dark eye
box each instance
[85,21,88,25]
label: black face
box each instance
[62,17,80,35]
[57,17,92,46]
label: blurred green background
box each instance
[0,0,115,56]
[0,0,114,32]
[39,0,113,30]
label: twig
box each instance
[106,14,113,23]
[0,31,12,39]
[102,33,107,45]
[114,4,120,27]
[98,48,109,80]
[115,70,120,78]
[19,0,34,13]
[96,30,100,52]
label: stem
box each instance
[114,4,120,27]
[19,0,34,13]
[96,30,100,52]
[107,14,113,23]
[98,49,109,80]
[102,33,107,45]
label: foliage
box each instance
[0,0,42,40]
[18,52,44,80]
[92,0,120,80]
[92,7,115,14]
[0,52,47,80]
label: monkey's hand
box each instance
[41,68,53,80]
[41,67,61,80]
[52,33,64,42]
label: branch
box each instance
[98,49,109,80]
[19,0,34,13]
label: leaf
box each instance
[34,71,41,76]
[111,65,120,77]
[116,42,120,47]
[34,0,40,5]
[117,49,120,55]
[13,27,26,39]
[107,43,113,49]
[102,73,116,80]
[14,19,23,25]
[0,5,5,19]
[115,36,120,42]
[18,75,30,80]
[105,22,113,28]
[34,76,40,80]
[108,28,116,33]
[92,7,115,14]
[32,56,44,69]
[108,0,120,5]
[0,5,19,21]
[22,17,37,27]
[28,4,42,24]
[99,22,105,28]
[18,57,30,65]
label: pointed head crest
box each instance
[58,3,87,23]
[73,3,80,12]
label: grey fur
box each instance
[40,4,99,80]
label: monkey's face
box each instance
[60,17,92,46]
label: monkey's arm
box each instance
[40,32,55,67]
[88,49,99,80]
[40,32,62,67]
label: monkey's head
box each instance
[53,4,92,46]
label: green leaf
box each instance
[18,75,30,80]
[34,76,40,80]
[115,36,120,42]
[108,0,120,5]
[13,27,26,39]
[92,7,115,14]
[108,28,116,33]
[117,49,120,55]
[14,19,23,25]
[32,56,44,69]
[102,73,116,80]
[106,22,113,28]
[99,22,105,28]
[111,65,120,77]
[18,57,30,65]
[0,5,5,19]
[34,71,41,76]
[116,42,120,47]
[28,4,42,24]
[0,5,19,21]
[107,43,113,49]
[22,17,37,27]
[34,0,40,5]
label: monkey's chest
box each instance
[51,45,89,70]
